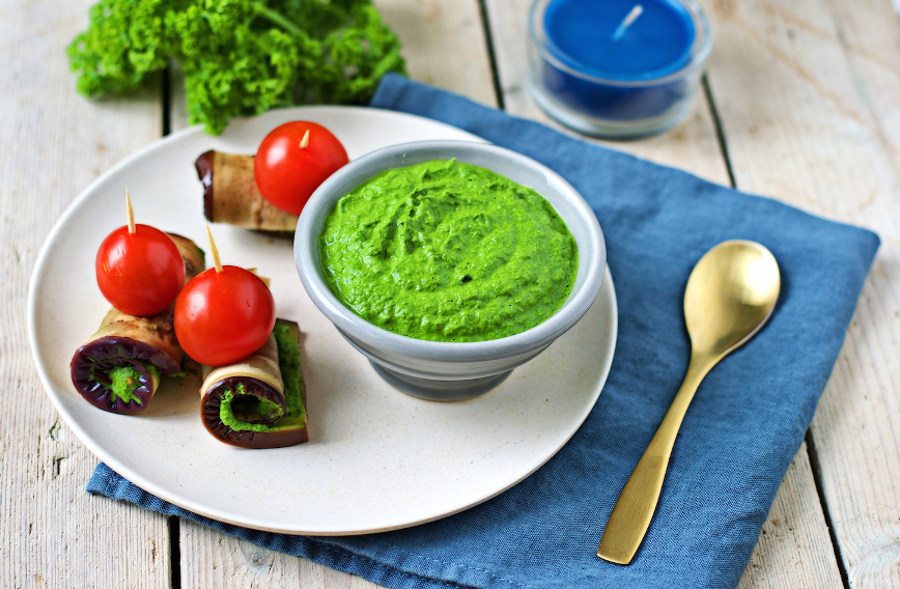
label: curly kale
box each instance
[68,0,405,134]
[68,0,175,97]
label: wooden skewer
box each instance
[125,189,136,234]
[246,267,272,287]
[299,129,310,149]
[206,223,223,273]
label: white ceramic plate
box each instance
[28,107,617,535]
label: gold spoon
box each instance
[597,240,781,565]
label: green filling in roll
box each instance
[106,364,159,405]
[217,321,306,432]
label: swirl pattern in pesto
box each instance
[319,159,578,342]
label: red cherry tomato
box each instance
[254,121,349,216]
[174,266,275,366]
[95,225,186,316]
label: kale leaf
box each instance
[68,0,405,134]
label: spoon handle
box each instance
[597,356,712,564]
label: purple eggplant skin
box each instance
[195,150,215,222]
[198,320,309,449]
[200,377,287,447]
[70,336,180,415]
[194,150,297,233]
[69,234,206,415]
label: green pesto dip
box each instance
[320,159,578,342]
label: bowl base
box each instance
[527,78,694,140]
[369,361,512,401]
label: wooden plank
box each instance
[705,1,900,587]
[814,4,900,586]
[739,444,845,588]
[176,2,494,587]
[0,0,170,587]
[375,0,497,107]
[484,1,843,587]
[180,520,373,589]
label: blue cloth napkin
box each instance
[88,75,880,588]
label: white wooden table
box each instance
[2,1,897,586]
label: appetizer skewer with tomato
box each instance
[198,319,308,448]
[71,193,205,414]
[176,227,308,448]
[71,120,322,447]
[196,121,348,232]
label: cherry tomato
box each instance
[254,121,349,216]
[95,225,186,316]
[174,266,275,366]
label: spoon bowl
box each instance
[684,241,781,357]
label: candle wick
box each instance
[612,4,644,40]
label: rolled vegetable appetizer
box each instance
[199,319,308,449]
[194,150,298,233]
[70,234,205,414]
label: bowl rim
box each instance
[294,139,606,363]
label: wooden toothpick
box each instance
[125,189,136,234]
[246,267,272,287]
[206,223,223,273]
[299,129,310,149]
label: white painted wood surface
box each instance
[705,1,900,587]
[0,1,171,588]
[740,443,844,588]
[3,0,897,587]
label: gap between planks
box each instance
[704,45,850,588]
[704,0,900,586]
[161,65,183,589]
[702,41,850,589]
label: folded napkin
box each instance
[89,74,879,588]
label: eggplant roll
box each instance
[195,150,298,232]
[200,319,308,449]
[70,234,205,414]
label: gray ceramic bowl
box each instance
[294,140,606,400]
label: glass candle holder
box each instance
[528,0,713,139]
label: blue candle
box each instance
[528,0,712,138]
